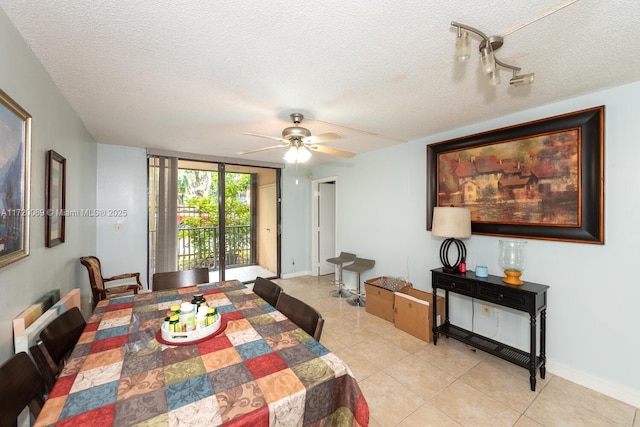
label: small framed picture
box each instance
[46,150,66,247]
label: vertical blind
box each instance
[149,155,178,276]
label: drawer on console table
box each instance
[433,275,475,297]
[477,284,529,312]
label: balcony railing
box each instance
[177,225,251,270]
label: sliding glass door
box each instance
[149,156,280,286]
[222,164,279,282]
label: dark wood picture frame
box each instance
[427,106,604,244]
[46,150,66,247]
[0,89,31,268]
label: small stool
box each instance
[326,252,356,297]
[343,257,375,307]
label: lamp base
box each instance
[439,238,467,274]
[502,269,523,286]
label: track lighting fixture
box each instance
[451,21,535,87]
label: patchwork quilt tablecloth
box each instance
[35,280,369,426]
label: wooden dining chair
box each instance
[275,293,324,341]
[0,352,46,427]
[252,276,283,307]
[152,268,210,291]
[80,256,142,308]
[30,307,86,390]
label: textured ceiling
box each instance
[2,0,639,165]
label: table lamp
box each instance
[431,207,472,273]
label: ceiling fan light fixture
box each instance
[240,112,353,162]
[297,146,312,163]
[283,145,312,164]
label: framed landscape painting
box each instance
[427,106,604,244]
[0,89,32,268]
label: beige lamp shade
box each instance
[431,207,471,238]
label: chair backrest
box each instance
[31,307,86,390]
[40,307,86,369]
[80,256,105,301]
[0,352,45,427]
[152,268,210,291]
[253,277,283,307]
[275,293,324,341]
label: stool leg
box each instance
[330,264,350,297]
[347,272,366,307]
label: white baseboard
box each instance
[281,270,311,279]
[547,359,640,408]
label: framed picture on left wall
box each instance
[0,88,32,268]
[46,150,66,247]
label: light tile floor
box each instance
[209,265,276,283]
[272,275,640,427]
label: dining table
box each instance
[34,280,369,426]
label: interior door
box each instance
[318,182,336,275]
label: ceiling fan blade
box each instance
[308,144,355,158]
[237,144,289,155]
[304,132,342,144]
[311,118,407,142]
[241,132,287,143]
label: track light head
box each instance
[509,73,535,86]
[455,30,470,62]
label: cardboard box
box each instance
[393,288,445,342]
[365,277,411,322]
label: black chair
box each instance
[275,293,324,341]
[152,268,210,291]
[0,352,45,427]
[30,307,86,390]
[252,277,283,307]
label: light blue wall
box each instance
[80,83,640,407]
[280,164,312,275]
[0,9,97,362]
[96,144,148,286]
[4,0,638,404]
[309,81,640,406]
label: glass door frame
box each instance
[148,154,281,287]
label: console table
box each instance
[431,268,549,391]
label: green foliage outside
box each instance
[177,170,251,266]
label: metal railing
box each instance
[177,225,251,270]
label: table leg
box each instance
[529,312,537,391]
[432,288,438,345]
[540,309,546,379]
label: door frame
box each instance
[311,176,338,277]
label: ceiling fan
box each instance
[239,113,356,163]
